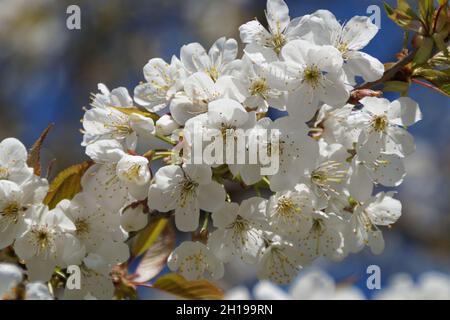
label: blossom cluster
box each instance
[0,0,422,299]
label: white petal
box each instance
[175,197,200,232]
[342,16,379,50]
[280,39,309,65]
[215,76,247,103]
[0,138,28,168]
[170,93,206,125]
[130,113,156,138]
[370,153,405,187]
[197,181,226,212]
[360,97,390,116]
[388,97,422,127]
[366,192,402,226]
[345,51,384,82]
[208,98,248,128]
[320,74,350,107]
[184,72,217,101]
[243,43,279,64]
[211,202,239,228]
[180,43,208,73]
[239,20,271,45]
[85,139,124,163]
[368,230,385,255]
[348,160,373,202]
[148,185,178,212]
[286,86,320,120]
[121,205,148,232]
[209,37,238,66]
[357,131,384,162]
[385,126,416,157]
[266,0,290,33]
[183,164,212,185]
[299,10,340,45]
[309,45,343,73]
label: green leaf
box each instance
[383,80,410,93]
[27,123,54,177]
[433,31,449,56]
[413,67,450,83]
[384,1,422,31]
[131,218,170,258]
[153,273,224,300]
[413,37,434,66]
[438,83,450,97]
[133,222,175,283]
[43,161,93,209]
[428,47,450,67]
[419,0,435,28]
[435,2,449,32]
[413,67,450,97]
[384,1,395,15]
[112,106,160,121]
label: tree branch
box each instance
[356,49,417,90]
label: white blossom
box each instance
[347,192,401,255]
[148,164,225,232]
[354,97,422,158]
[155,114,180,136]
[272,39,350,120]
[0,138,34,184]
[296,211,346,262]
[134,57,187,112]
[167,241,224,281]
[13,204,84,282]
[257,237,304,284]
[300,10,384,84]
[208,198,267,264]
[239,0,305,55]
[266,184,315,239]
[180,37,240,81]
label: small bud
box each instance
[349,89,383,104]
[156,114,179,136]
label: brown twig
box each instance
[412,78,448,95]
[433,4,446,34]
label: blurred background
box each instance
[0,0,448,299]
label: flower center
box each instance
[302,65,322,88]
[311,161,346,197]
[0,167,9,180]
[75,218,90,236]
[312,161,345,184]
[124,164,142,182]
[220,124,237,139]
[276,196,300,219]
[337,41,349,54]
[114,124,133,135]
[208,67,219,82]
[371,115,388,132]
[227,215,254,246]
[250,78,269,97]
[179,251,205,275]
[31,227,53,255]
[272,33,286,55]
[178,179,199,207]
[1,202,21,223]
[229,215,249,232]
